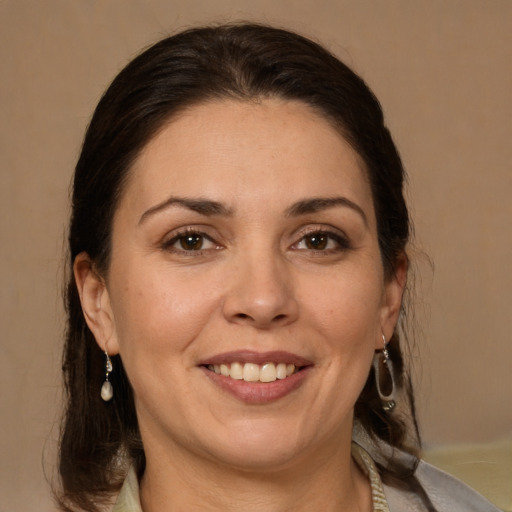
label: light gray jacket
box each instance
[352,423,502,511]
[383,459,502,511]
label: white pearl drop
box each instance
[101,381,113,401]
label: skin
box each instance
[75,98,406,511]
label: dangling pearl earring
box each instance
[372,334,396,411]
[101,349,113,402]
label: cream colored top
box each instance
[112,443,390,512]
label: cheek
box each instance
[109,268,220,361]
[304,268,383,343]
[291,272,382,431]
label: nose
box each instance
[222,249,299,329]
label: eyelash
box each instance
[292,228,351,254]
[161,228,219,256]
[161,227,351,256]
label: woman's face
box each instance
[78,98,405,471]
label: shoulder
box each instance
[383,459,502,512]
[352,424,502,512]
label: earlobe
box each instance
[73,252,119,355]
[379,255,408,345]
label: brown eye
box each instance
[304,233,329,250]
[163,230,218,254]
[179,233,204,250]
[293,230,350,253]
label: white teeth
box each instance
[260,363,277,382]
[208,362,298,382]
[230,362,243,380]
[243,363,260,382]
[276,363,287,380]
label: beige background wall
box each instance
[1,1,510,510]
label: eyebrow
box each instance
[285,197,368,226]
[138,195,367,226]
[139,196,233,224]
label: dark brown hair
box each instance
[58,23,431,511]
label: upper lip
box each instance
[198,350,313,367]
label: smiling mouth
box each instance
[205,362,301,383]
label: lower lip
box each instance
[200,366,312,404]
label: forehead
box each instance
[121,98,374,220]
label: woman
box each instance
[58,23,499,512]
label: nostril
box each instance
[234,312,287,322]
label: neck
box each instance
[139,431,372,512]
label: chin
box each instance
[211,443,304,473]
[200,418,313,472]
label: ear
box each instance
[73,252,120,355]
[378,253,408,348]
